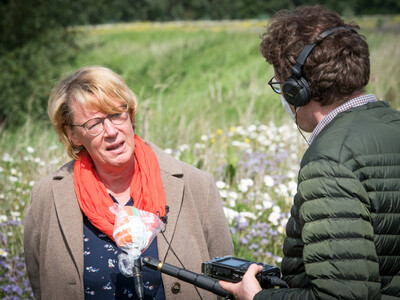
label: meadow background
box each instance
[1,14,400,299]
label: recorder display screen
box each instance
[220,258,246,267]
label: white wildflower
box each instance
[255,204,263,210]
[232,141,251,149]
[200,135,209,142]
[216,181,226,189]
[247,124,257,132]
[219,190,227,198]
[2,153,13,162]
[288,180,297,196]
[178,144,189,152]
[238,211,257,221]
[26,146,35,153]
[0,248,8,257]
[223,207,239,223]
[268,211,280,226]
[11,211,20,218]
[238,182,248,193]
[194,143,205,149]
[164,148,173,155]
[227,191,238,200]
[9,176,18,183]
[263,199,274,209]
[275,184,289,197]
[263,175,274,187]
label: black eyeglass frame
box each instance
[70,105,130,136]
[267,76,283,94]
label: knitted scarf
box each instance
[74,135,166,241]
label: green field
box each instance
[1,18,400,298]
[1,18,400,151]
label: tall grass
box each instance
[71,21,284,148]
[1,18,400,299]
[68,19,400,148]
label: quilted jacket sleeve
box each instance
[254,159,381,300]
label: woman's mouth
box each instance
[106,141,124,151]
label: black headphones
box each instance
[282,26,357,107]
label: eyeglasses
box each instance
[268,76,282,94]
[70,105,129,136]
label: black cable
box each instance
[142,256,229,298]
[160,231,204,300]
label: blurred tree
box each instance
[0,0,80,128]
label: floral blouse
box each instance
[83,196,165,299]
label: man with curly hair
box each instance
[220,5,400,300]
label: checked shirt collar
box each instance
[308,94,378,145]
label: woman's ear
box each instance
[64,125,82,147]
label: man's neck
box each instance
[312,91,364,126]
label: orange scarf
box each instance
[74,135,166,241]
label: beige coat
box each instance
[24,141,233,300]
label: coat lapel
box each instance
[52,163,84,282]
[147,142,185,262]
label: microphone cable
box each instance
[159,205,204,300]
[160,230,204,300]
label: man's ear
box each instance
[64,125,82,147]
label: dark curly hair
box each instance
[260,5,370,106]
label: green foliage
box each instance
[0,0,80,129]
[0,31,78,128]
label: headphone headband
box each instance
[293,26,356,77]
[283,25,357,107]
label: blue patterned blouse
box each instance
[83,196,166,299]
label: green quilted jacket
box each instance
[255,101,400,299]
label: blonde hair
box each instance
[48,66,138,159]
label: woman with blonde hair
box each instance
[24,66,233,300]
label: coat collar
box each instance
[52,141,185,278]
[142,141,185,262]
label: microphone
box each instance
[133,258,145,300]
[141,256,230,298]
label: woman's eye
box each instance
[110,113,122,120]
[86,119,102,130]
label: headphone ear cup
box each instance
[282,76,311,107]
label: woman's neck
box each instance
[95,158,135,206]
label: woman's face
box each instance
[66,100,135,173]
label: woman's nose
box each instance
[103,118,118,136]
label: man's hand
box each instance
[219,264,263,300]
